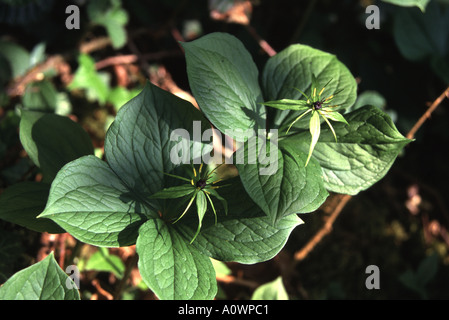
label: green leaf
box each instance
[40,82,211,246]
[68,54,110,104]
[104,81,211,200]
[150,185,196,199]
[393,2,449,61]
[88,0,129,49]
[182,32,265,141]
[39,155,150,247]
[22,80,58,112]
[136,219,217,300]
[84,247,125,278]
[235,135,328,224]
[207,188,227,215]
[399,253,439,299]
[107,86,141,111]
[19,110,94,182]
[349,90,387,113]
[251,276,289,300]
[0,39,30,78]
[290,106,411,195]
[382,0,430,12]
[306,110,321,166]
[261,44,357,130]
[416,253,439,287]
[0,252,80,300]
[186,177,303,263]
[0,181,64,233]
[261,99,309,111]
[193,191,208,243]
[321,110,348,125]
[210,259,231,277]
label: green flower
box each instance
[262,75,349,166]
[150,163,228,243]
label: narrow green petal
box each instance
[293,87,311,101]
[204,192,218,225]
[162,172,192,183]
[207,188,228,216]
[261,99,309,111]
[320,113,338,142]
[173,190,198,224]
[286,108,313,133]
[306,111,321,167]
[324,111,349,125]
[191,191,207,243]
[150,185,195,199]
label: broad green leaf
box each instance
[41,82,211,246]
[136,219,217,300]
[393,2,449,61]
[19,110,94,182]
[0,252,80,300]
[347,90,387,113]
[182,32,265,141]
[382,0,430,11]
[251,276,289,300]
[39,155,150,247]
[104,81,211,201]
[290,106,411,195]
[183,177,303,263]
[0,181,64,233]
[84,247,125,278]
[235,135,328,225]
[22,80,58,112]
[107,86,141,111]
[261,44,357,131]
[0,39,30,78]
[210,259,231,277]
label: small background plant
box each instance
[1,0,449,300]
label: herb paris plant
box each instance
[37,32,410,300]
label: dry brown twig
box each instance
[294,194,352,262]
[406,86,449,140]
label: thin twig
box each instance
[245,25,277,57]
[95,51,182,70]
[406,86,449,140]
[294,194,352,262]
[216,274,259,290]
[79,37,112,54]
[6,55,70,97]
